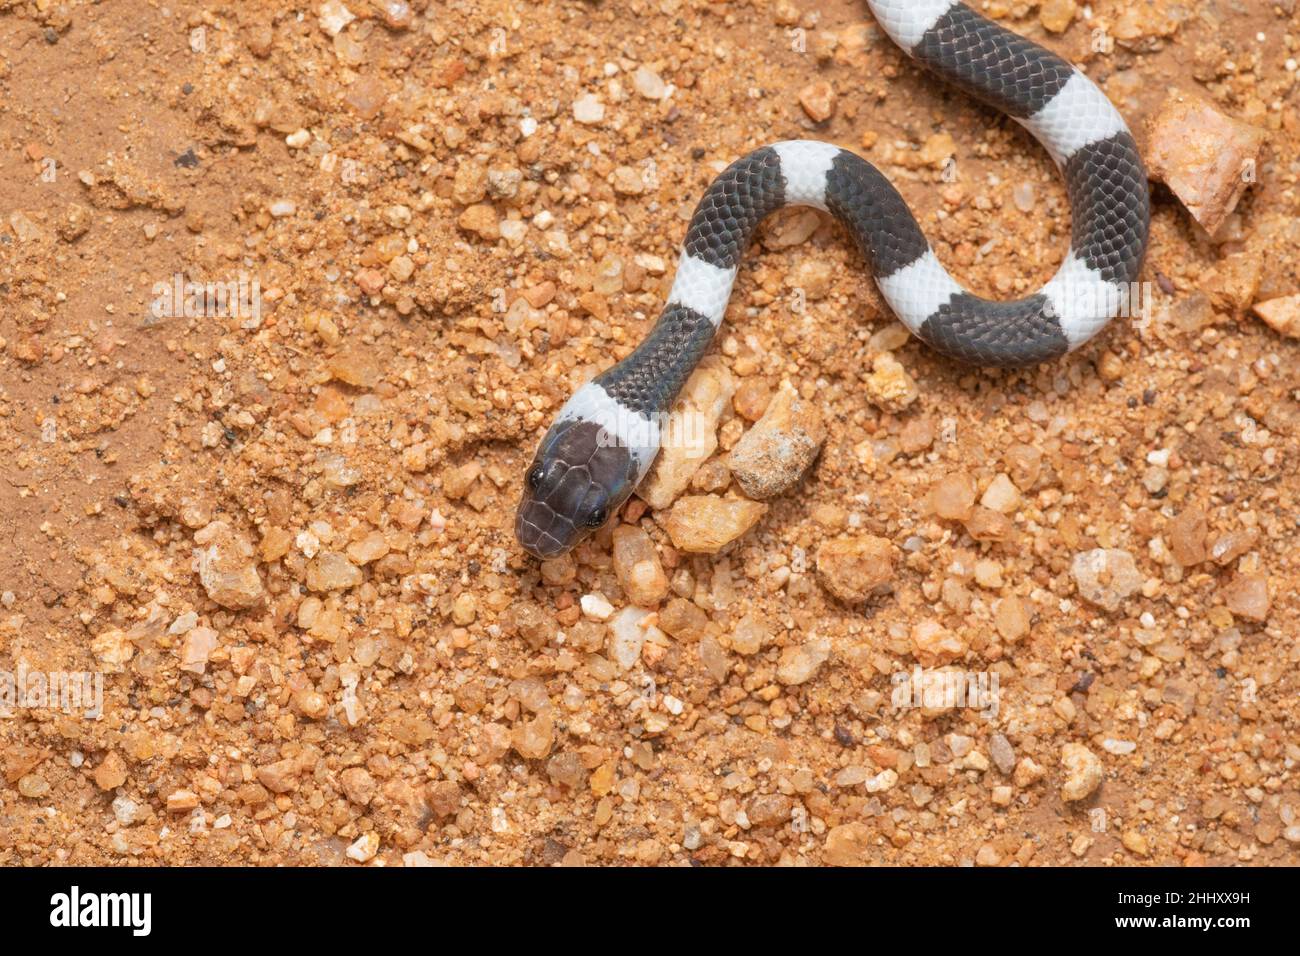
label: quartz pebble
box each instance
[638,361,734,510]
[815,534,894,603]
[1147,90,1266,235]
[194,524,265,609]
[1060,743,1104,802]
[1252,295,1300,339]
[726,381,826,500]
[776,635,830,686]
[665,496,766,554]
[611,525,669,606]
[1071,549,1142,612]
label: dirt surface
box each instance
[1,0,1298,866]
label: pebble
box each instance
[306,551,362,592]
[1039,0,1077,33]
[346,832,379,863]
[318,1,356,36]
[611,525,669,606]
[823,822,872,865]
[665,496,766,554]
[580,592,615,621]
[633,65,667,100]
[572,93,605,125]
[1071,549,1142,612]
[730,614,771,656]
[993,596,1030,642]
[1252,295,1300,339]
[94,751,128,791]
[512,712,554,759]
[1147,90,1266,235]
[194,525,265,609]
[989,734,1016,775]
[815,534,894,603]
[929,473,976,522]
[910,619,966,667]
[638,361,733,510]
[1222,572,1270,622]
[1167,506,1208,566]
[979,474,1020,514]
[798,80,836,121]
[657,598,708,642]
[179,625,219,675]
[727,381,825,499]
[776,635,830,685]
[1060,743,1104,802]
[608,606,666,671]
[864,353,918,412]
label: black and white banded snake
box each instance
[516,0,1151,559]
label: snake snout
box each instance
[514,498,577,560]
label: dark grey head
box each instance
[515,419,638,559]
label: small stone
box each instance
[318,1,356,36]
[94,751,128,791]
[257,758,299,794]
[580,592,615,621]
[975,844,1002,867]
[824,822,872,865]
[727,381,826,500]
[864,353,918,412]
[989,734,1015,775]
[929,473,976,521]
[980,474,1020,514]
[638,361,734,510]
[994,596,1030,643]
[1222,572,1270,622]
[195,525,265,609]
[798,80,836,122]
[611,525,669,606]
[572,93,605,125]
[607,606,665,671]
[1071,549,1142,612]
[611,165,645,196]
[633,65,667,100]
[91,629,134,670]
[1014,757,1045,788]
[166,789,199,812]
[1060,743,1104,802]
[730,614,771,656]
[179,625,219,675]
[1252,295,1300,339]
[1039,0,1077,33]
[1167,507,1208,566]
[776,635,831,686]
[910,619,966,667]
[339,767,376,805]
[657,598,709,642]
[665,496,767,554]
[306,551,362,592]
[457,203,500,240]
[815,535,894,602]
[1146,90,1266,236]
[346,832,379,863]
[512,712,555,760]
[1121,830,1149,857]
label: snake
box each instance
[515,0,1151,559]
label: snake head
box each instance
[515,419,638,559]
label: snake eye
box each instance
[526,463,544,491]
[585,506,607,528]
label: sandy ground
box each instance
[1,0,1298,866]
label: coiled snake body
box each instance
[517,0,1151,559]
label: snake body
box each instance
[516,0,1151,559]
